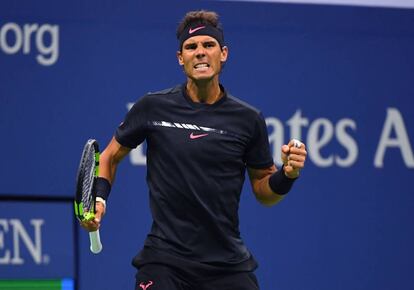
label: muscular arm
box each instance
[247,139,307,206]
[247,165,284,206]
[99,137,131,184]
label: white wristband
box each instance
[96,197,107,209]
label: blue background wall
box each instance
[1,1,414,289]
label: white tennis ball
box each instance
[292,139,302,148]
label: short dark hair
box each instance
[176,10,222,39]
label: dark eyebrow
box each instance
[184,43,197,49]
[204,41,216,46]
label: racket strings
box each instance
[81,146,96,210]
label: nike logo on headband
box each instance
[189,26,206,34]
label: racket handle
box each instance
[89,230,103,254]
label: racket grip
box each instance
[89,230,103,254]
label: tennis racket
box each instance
[74,139,103,254]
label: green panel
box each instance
[74,201,86,221]
[95,152,100,176]
[0,279,62,290]
[73,201,79,216]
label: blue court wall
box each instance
[1,1,414,289]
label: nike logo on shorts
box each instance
[139,280,154,290]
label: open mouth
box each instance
[194,63,210,71]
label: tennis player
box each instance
[80,10,307,290]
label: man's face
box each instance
[177,35,228,82]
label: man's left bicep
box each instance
[247,165,284,206]
[247,165,276,193]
